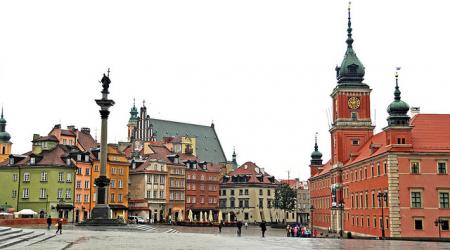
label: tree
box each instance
[274,184,296,212]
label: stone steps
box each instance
[0,229,25,241]
[0,232,47,249]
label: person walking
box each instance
[236,221,243,237]
[293,225,299,237]
[55,218,63,234]
[260,220,267,238]
[244,221,248,230]
[219,221,224,233]
[46,216,52,231]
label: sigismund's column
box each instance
[91,69,115,219]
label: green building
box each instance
[0,135,78,221]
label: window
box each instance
[85,168,91,176]
[259,189,263,196]
[76,194,81,203]
[411,161,420,174]
[160,176,165,184]
[66,173,72,182]
[373,217,377,228]
[65,189,71,199]
[367,217,370,227]
[372,192,375,208]
[384,162,387,175]
[58,172,64,182]
[239,189,243,195]
[40,188,47,199]
[13,173,18,182]
[118,194,123,202]
[77,154,82,161]
[351,112,357,120]
[411,191,422,208]
[76,168,82,175]
[84,194,89,203]
[230,198,235,208]
[259,198,264,208]
[414,219,423,230]
[160,191,164,199]
[84,181,90,189]
[111,193,115,202]
[267,189,270,196]
[200,196,204,204]
[94,165,99,172]
[111,180,115,188]
[441,219,449,231]
[24,172,30,182]
[85,155,89,162]
[365,192,369,208]
[230,190,235,196]
[438,162,447,174]
[439,192,449,208]
[118,180,123,188]
[76,181,81,189]
[377,163,381,176]
[371,165,374,177]
[57,189,63,199]
[352,139,359,145]
[11,190,17,198]
[40,171,48,182]
[22,188,29,198]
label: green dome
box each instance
[311,149,322,159]
[387,99,409,115]
[0,131,11,142]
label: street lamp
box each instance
[339,200,344,238]
[46,194,49,216]
[310,205,315,237]
[434,217,444,238]
[377,192,388,239]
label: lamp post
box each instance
[377,192,388,239]
[339,200,344,238]
[434,217,444,238]
[46,194,49,216]
[310,205,314,237]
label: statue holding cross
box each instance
[100,68,111,92]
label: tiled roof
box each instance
[150,118,227,163]
[7,145,76,166]
[311,160,332,178]
[33,135,59,142]
[77,130,98,151]
[225,161,278,184]
[61,129,76,136]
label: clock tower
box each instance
[330,3,374,165]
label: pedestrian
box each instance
[244,221,248,230]
[46,216,52,231]
[260,220,267,238]
[286,224,291,237]
[55,218,63,234]
[236,221,243,237]
[293,225,298,237]
[219,220,223,233]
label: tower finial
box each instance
[346,1,353,48]
[1,106,3,119]
[394,67,401,100]
[133,98,136,107]
[314,132,318,151]
[143,99,146,107]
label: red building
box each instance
[309,6,450,239]
[185,160,220,221]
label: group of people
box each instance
[286,224,311,237]
[46,216,63,235]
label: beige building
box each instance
[219,162,294,223]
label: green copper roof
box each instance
[0,107,11,142]
[129,99,139,123]
[310,134,322,165]
[336,4,365,84]
[387,72,410,126]
[150,118,227,163]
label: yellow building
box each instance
[0,108,12,162]
[91,144,129,219]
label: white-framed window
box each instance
[438,161,447,174]
[200,196,204,203]
[118,179,123,188]
[111,180,115,188]
[40,171,48,182]
[414,218,424,230]
[77,154,82,162]
[411,190,422,208]
[23,172,30,182]
[30,157,36,165]
[76,194,81,203]
[58,172,64,182]
[65,189,71,199]
[160,175,165,184]
[410,161,420,174]
[84,194,89,203]
[11,190,17,198]
[85,168,90,176]
[187,196,191,203]
[118,194,123,202]
[160,190,164,198]
[22,188,29,198]
[12,173,18,182]
[40,188,47,199]
[66,173,72,182]
[84,155,89,162]
[57,189,63,199]
[84,181,90,189]
[439,191,450,208]
[76,181,81,189]
[111,193,115,202]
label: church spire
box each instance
[336,2,366,85]
[310,132,323,165]
[0,106,11,142]
[231,147,238,169]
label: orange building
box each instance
[309,5,450,239]
[91,144,129,219]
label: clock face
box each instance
[348,97,360,109]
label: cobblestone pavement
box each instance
[5,225,450,250]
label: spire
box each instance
[0,106,11,142]
[231,146,238,169]
[310,132,323,165]
[336,1,366,85]
[346,1,353,49]
[387,67,410,126]
[129,99,139,123]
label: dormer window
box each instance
[174,157,179,164]
[66,158,71,166]
[192,162,197,169]
[84,155,89,162]
[77,154,82,161]
[30,157,36,165]
[9,158,14,165]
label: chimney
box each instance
[411,107,420,118]
[67,125,76,131]
[81,127,91,134]
[54,124,61,129]
[33,134,40,141]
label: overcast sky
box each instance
[1,0,450,181]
